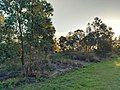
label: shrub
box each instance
[64,51,100,62]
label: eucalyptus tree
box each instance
[0,0,55,75]
[0,7,20,63]
[23,0,55,61]
[88,17,114,57]
[0,0,29,68]
[59,36,67,52]
[73,29,85,51]
[23,0,55,75]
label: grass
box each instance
[15,57,120,90]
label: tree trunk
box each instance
[18,15,25,76]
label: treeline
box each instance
[54,17,120,59]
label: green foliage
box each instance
[37,76,48,82]
[0,22,20,63]
[62,51,99,62]
[58,17,115,58]
[0,0,55,76]
[51,52,70,61]
[90,17,114,57]
[113,36,120,55]
[0,77,26,89]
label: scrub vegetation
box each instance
[0,0,120,90]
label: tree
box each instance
[0,0,55,76]
[53,38,60,53]
[0,0,28,69]
[88,17,114,57]
[23,0,55,76]
[59,36,67,52]
[113,36,120,55]
[73,29,85,51]
[83,31,97,52]
[0,18,20,63]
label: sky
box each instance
[47,0,120,37]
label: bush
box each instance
[0,78,19,89]
[64,51,100,62]
[0,77,26,89]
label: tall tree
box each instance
[0,0,55,76]
[88,17,114,57]
[0,0,27,67]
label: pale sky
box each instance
[47,0,120,37]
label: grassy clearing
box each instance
[14,58,120,90]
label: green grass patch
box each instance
[16,57,120,90]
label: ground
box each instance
[17,57,120,90]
